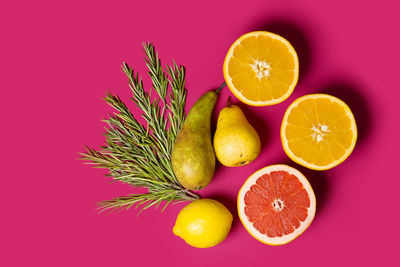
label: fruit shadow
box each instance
[210,158,331,236]
[319,81,373,146]
[211,87,228,178]
[281,159,330,219]
[211,97,271,179]
[235,102,271,152]
[208,193,241,237]
[249,18,313,81]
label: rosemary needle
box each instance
[81,42,199,213]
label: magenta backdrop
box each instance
[1,0,399,266]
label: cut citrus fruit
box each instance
[223,31,299,106]
[238,165,316,245]
[281,94,357,170]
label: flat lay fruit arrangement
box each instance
[81,32,357,248]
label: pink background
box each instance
[1,0,399,266]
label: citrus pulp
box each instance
[237,165,316,245]
[223,31,299,106]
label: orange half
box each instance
[281,94,357,170]
[223,31,299,106]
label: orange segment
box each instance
[238,165,316,245]
[223,31,299,106]
[281,94,357,170]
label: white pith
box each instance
[281,94,358,170]
[272,199,284,211]
[311,124,329,142]
[251,60,271,79]
[237,165,316,245]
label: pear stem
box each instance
[226,96,232,107]
[216,81,226,93]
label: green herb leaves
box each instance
[81,43,199,213]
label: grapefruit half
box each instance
[237,165,316,245]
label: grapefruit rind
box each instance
[281,94,358,170]
[237,164,316,245]
[223,31,299,106]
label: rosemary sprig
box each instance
[81,42,199,213]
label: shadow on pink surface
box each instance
[284,160,329,219]
[236,101,271,152]
[321,81,373,145]
[251,18,313,82]
[255,19,373,146]
[209,161,329,233]
[210,18,373,229]
[208,193,240,236]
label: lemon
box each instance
[173,199,233,248]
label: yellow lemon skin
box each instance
[214,105,261,167]
[173,199,233,248]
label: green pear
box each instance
[214,100,261,167]
[171,91,218,190]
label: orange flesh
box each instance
[244,171,310,237]
[284,97,355,167]
[227,35,297,102]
